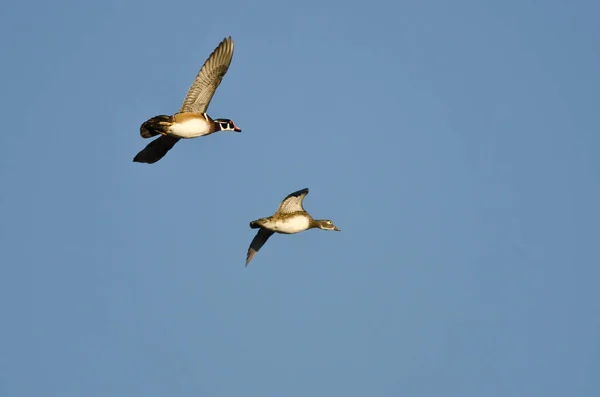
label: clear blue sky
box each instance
[1,0,599,396]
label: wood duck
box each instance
[134,36,241,164]
[246,188,340,266]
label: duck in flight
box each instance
[133,36,241,164]
[246,188,341,266]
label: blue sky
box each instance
[1,0,599,396]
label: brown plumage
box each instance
[246,188,341,266]
[134,36,240,164]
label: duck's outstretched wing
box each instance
[246,228,274,266]
[179,36,235,114]
[276,188,309,214]
[133,136,180,164]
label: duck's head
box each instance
[214,118,242,132]
[314,219,341,231]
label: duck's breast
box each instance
[267,215,310,234]
[169,117,211,138]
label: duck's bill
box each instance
[334,226,341,231]
[234,126,242,132]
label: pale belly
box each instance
[264,215,310,234]
[169,118,211,138]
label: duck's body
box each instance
[134,36,241,164]
[246,188,340,266]
[140,112,239,140]
[158,113,212,138]
[251,213,312,234]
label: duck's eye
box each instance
[327,221,332,224]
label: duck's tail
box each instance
[140,115,172,138]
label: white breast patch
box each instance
[169,118,210,138]
[265,215,310,234]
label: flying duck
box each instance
[246,188,340,266]
[133,36,241,164]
